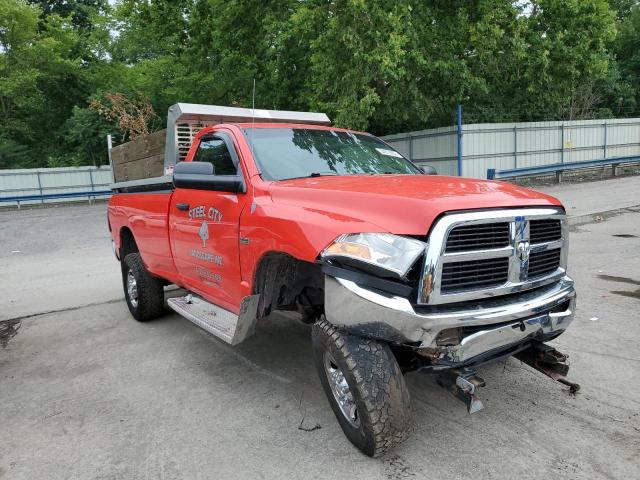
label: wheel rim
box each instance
[323,351,360,428]
[127,271,139,308]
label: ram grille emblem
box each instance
[516,240,530,263]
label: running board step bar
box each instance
[167,294,259,345]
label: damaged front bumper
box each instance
[324,274,576,368]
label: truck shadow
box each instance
[173,309,549,435]
[147,308,586,476]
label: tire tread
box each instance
[312,318,414,457]
[123,253,164,321]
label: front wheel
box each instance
[122,253,165,321]
[311,319,414,457]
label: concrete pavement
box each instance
[535,175,640,225]
[0,204,122,322]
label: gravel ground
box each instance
[0,202,639,480]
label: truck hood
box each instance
[268,175,562,235]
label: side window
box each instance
[193,136,238,175]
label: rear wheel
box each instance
[122,253,165,321]
[311,318,414,457]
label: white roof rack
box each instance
[164,103,331,167]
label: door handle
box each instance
[176,203,189,211]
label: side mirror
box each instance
[173,161,245,193]
[420,165,437,175]
[174,161,214,175]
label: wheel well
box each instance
[119,227,139,260]
[253,252,324,321]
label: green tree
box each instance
[615,3,640,110]
[521,0,617,119]
[63,104,120,166]
[1,0,638,169]
[0,0,42,148]
[111,0,192,62]
[0,1,93,167]
[186,0,302,111]
[288,0,419,132]
[27,0,109,31]
[0,136,30,169]
[608,0,638,20]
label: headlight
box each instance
[321,233,426,277]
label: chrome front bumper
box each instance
[324,275,576,365]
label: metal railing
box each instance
[0,190,111,208]
[487,155,640,181]
[0,166,113,207]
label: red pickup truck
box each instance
[108,104,577,456]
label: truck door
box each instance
[169,131,249,313]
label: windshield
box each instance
[243,128,420,181]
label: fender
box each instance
[239,196,388,293]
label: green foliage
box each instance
[0,136,31,169]
[27,0,109,31]
[0,0,92,167]
[186,0,302,110]
[525,0,616,118]
[1,0,640,168]
[111,0,191,62]
[291,0,416,131]
[608,0,639,20]
[64,104,120,166]
[616,2,640,107]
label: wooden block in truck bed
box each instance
[111,130,166,182]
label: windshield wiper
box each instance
[308,172,338,177]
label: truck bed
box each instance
[108,191,178,282]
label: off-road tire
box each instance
[122,253,165,321]
[311,318,414,457]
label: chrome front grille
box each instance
[441,257,509,293]
[419,208,567,304]
[445,223,510,252]
[530,219,562,243]
[528,248,562,278]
